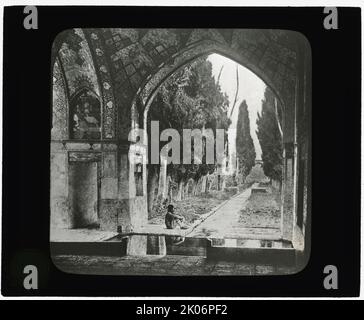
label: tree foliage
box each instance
[256,87,283,182]
[235,100,256,180]
[148,56,231,184]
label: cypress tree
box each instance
[236,100,256,182]
[256,87,283,182]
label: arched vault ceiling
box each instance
[97,28,300,107]
[53,28,306,138]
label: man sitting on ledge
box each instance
[165,204,189,230]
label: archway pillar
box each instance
[95,143,120,232]
[280,81,296,241]
[96,139,148,233]
[281,142,294,241]
[292,40,311,262]
[158,155,168,199]
[120,140,148,232]
[50,143,70,229]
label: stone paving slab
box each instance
[52,254,297,276]
[187,188,252,238]
[50,228,118,242]
[132,225,189,236]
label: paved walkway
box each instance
[187,185,281,240]
[51,185,280,243]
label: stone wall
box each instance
[50,149,69,228]
[281,146,294,241]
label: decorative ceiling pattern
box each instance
[58,28,100,97]
[54,28,117,139]
[51,58,68,140]
[99,29,299,106]
[52,28,304,141]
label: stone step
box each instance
[50,238,128,257]
[206,239,295,265]
[251,187,268,194]
[165,237,208,256]
[51,235,295,267]
[50,235,208,257]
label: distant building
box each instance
[255,159,263,166]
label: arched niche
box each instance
[69,88,102,140]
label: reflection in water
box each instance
[125,234,188,256]
[119,234,292,257]
[211,238,292,248]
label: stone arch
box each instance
[51,57,69,141]
[137,40,286,118]
[132,42,288,138]
[98,28,301,139]
[126,41,293,209]
[57,29,101,98]
[122,30,307,240]
[83,29,117,140]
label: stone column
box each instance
[127,142,148,231]
[50,143,70,229]
[281,142,294,241]
[147,236,167,256]
[100,140,146,234]
[201,175,207,193]
[158,155,168,199]
[99,144,119,231]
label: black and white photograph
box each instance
[1,5,361,301]
[50,28,311,276]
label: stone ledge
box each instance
[50,228,118,242]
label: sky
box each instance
[207,53,266,160]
